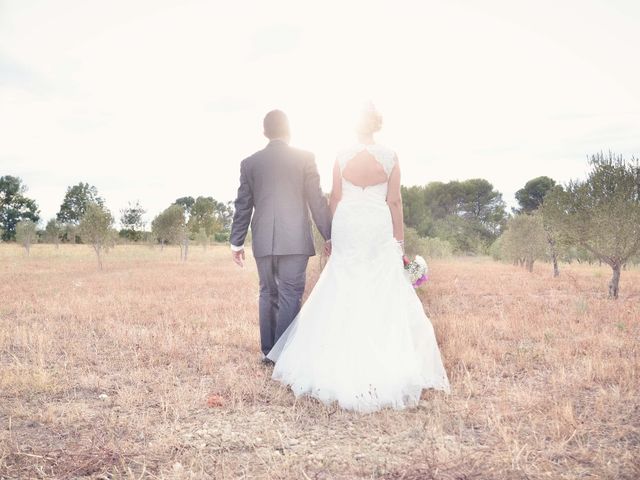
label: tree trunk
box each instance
[25,243,30,256]
[183,237,189,262]
[608,263,621,299]
[546,234,560,277]
[526,258,534,273]
[94,244,103,270]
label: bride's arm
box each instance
[386,157,404,244]
[329,160,342,216]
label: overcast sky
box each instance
[1,0,639,226]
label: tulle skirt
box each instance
[267,198,450,413]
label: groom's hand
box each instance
[232,249,245,267]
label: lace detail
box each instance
[337,143,397,176]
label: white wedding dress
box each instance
[267,144,450,413]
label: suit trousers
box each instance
[254,254,309,356]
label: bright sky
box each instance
[1,0,639,226]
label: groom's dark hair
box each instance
[263,110,290,139]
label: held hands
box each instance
[233,242,330,266]
[232,249,245,267]
[324,240,332,257]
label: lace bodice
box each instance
[337,143,397,174]
[337,144,397,202]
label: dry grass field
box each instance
[0,244,638,479]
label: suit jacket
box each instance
[230,140,332,258]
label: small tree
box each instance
[196,230,209,251]
[514,176,561,277]
[500,213,548,272]
[543,152,640,298]
[44,218,62,248]
[15,219,38,255]
[151,213,168,250]
[542,218,561,278]
[120,200,146,242]
[151,204,188,260]
[79,202,115,269]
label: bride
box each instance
[267,105,450,412]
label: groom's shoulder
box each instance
[287,145,315,162]
[241,145,314,168]
[240,149,264,167]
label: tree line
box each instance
[492,152,639,299]
[0,176,232,268]
[402,178,507,253]
[395,152,639,298]
[2,151,639,295]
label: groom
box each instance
[230,110,332,363]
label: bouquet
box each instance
[403,255,429,288]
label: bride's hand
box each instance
[323,240,332,257]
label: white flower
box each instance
[414,255,428,273]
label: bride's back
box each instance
[341,149,389,188]
[337,144,397,192]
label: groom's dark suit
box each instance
[230,139,332,355]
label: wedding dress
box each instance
[267,143,450,413]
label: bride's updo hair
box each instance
[356,102,383,135]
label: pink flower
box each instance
[413,274,429,288]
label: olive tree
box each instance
[120,200,146,242]
[79,202,115,269]
[500,213,548,272]
[151,204,188,260]
[44,218,62,248]
[195,230,209,251]
[15,219,38,256]
[514,176,561,277]
[543,152,640,298]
